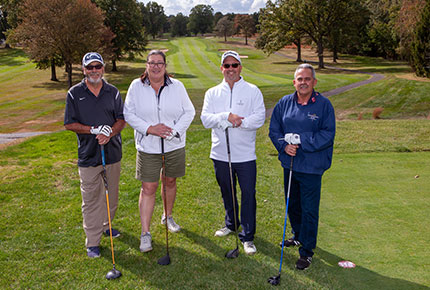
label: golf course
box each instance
[0,37,429,289]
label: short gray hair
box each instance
[294,63,316,79]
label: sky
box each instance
[138,0,268,16]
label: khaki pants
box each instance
[78,161,120,247]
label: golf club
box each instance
[100,145,122,280]
[157,138,171,265]
[224,128,240,259]
[268,157,294,286]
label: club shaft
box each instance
[225,128,239,249]
[278,157,293,273]
[101,145,116,267]
[160,139,169,255]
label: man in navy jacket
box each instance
[269,63,335,270]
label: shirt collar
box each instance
[294,90,318,105]
[142,75,173,86]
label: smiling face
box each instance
[83,61,104,84]
[293,68,317,99]
[221,56,242,84]
[146,54,166,82]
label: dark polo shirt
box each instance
[64,79,124,167]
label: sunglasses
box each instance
[223,63,240,69]
[85,64,103,70]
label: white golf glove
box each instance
[284,133,301,145]
[218,119,233,131]
[165,129,179,141]
[90,125,112,137]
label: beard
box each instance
[86,73,103,84]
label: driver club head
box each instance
[157,254,171,265]
[106,268,122,280]
[267,274,280,286]
[225,247,239,259]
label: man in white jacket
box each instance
[201,51,265,255]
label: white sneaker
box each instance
[214,226,233,237]
[161,215,181,233]
[140,232,153,252]
[243,241,257,255]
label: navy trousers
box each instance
[213,159,257,242]
[284,169,322,257]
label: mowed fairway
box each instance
[0,37,430,289]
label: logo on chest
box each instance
[236,100,244,106]
[307,112,319,121]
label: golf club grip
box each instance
[101,145,106,167]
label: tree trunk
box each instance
[224,33,227,42]
[295,38,302,62]
[317,39,324,69]
[50,61,58,82]
[5,43,10,49]
[333,47,338,63]
[66,62,72,88]
[112,59,117,72]
[245,34,248,45]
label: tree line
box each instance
[256,0,430,77]
[1,0,429,86]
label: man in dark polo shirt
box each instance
[64,52,126,258]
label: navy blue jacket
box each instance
[269,91,336,175]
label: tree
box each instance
[214,11,224,26]
[256,0,303,62]
[364,0,400,59]
[95,0,147,71]
[411,0,430,77]
[140,1,166,39]
[188,4,214,36]
[0,0,22,48]
[169,13,188,37]
[395,0,425,60]
[234,14,255,45]
[9,0,114,88]
[215,16,234,42]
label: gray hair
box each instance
[294,63,316,79]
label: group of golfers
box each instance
[64,49,335,271]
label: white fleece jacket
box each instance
[124,77,195,154]
[201,77,266,162]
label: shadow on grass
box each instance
[170,72,197,79]
[314,247,429,289]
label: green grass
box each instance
[0,120,429,289]
[1,36,430,289]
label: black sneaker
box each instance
[104,228,120,238]
[296,256,312,270]
[279,238,301,248]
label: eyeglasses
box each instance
[147,62,165,67]
[223,63,240,69]
[85,64,103,70]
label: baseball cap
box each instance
[221,51,241,65]
[82,52,104,67]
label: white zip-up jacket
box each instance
[201,77,266,162]
[124,77,195,154]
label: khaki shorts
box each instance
[136,147,186,182]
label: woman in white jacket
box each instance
[124,50,195,253]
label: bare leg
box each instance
[161,177,177,217]
[139,181,158,234]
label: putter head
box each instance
[157,254,171,265]
[106,268,122,280]
[267,274,280,286]
[225,247,239,259]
